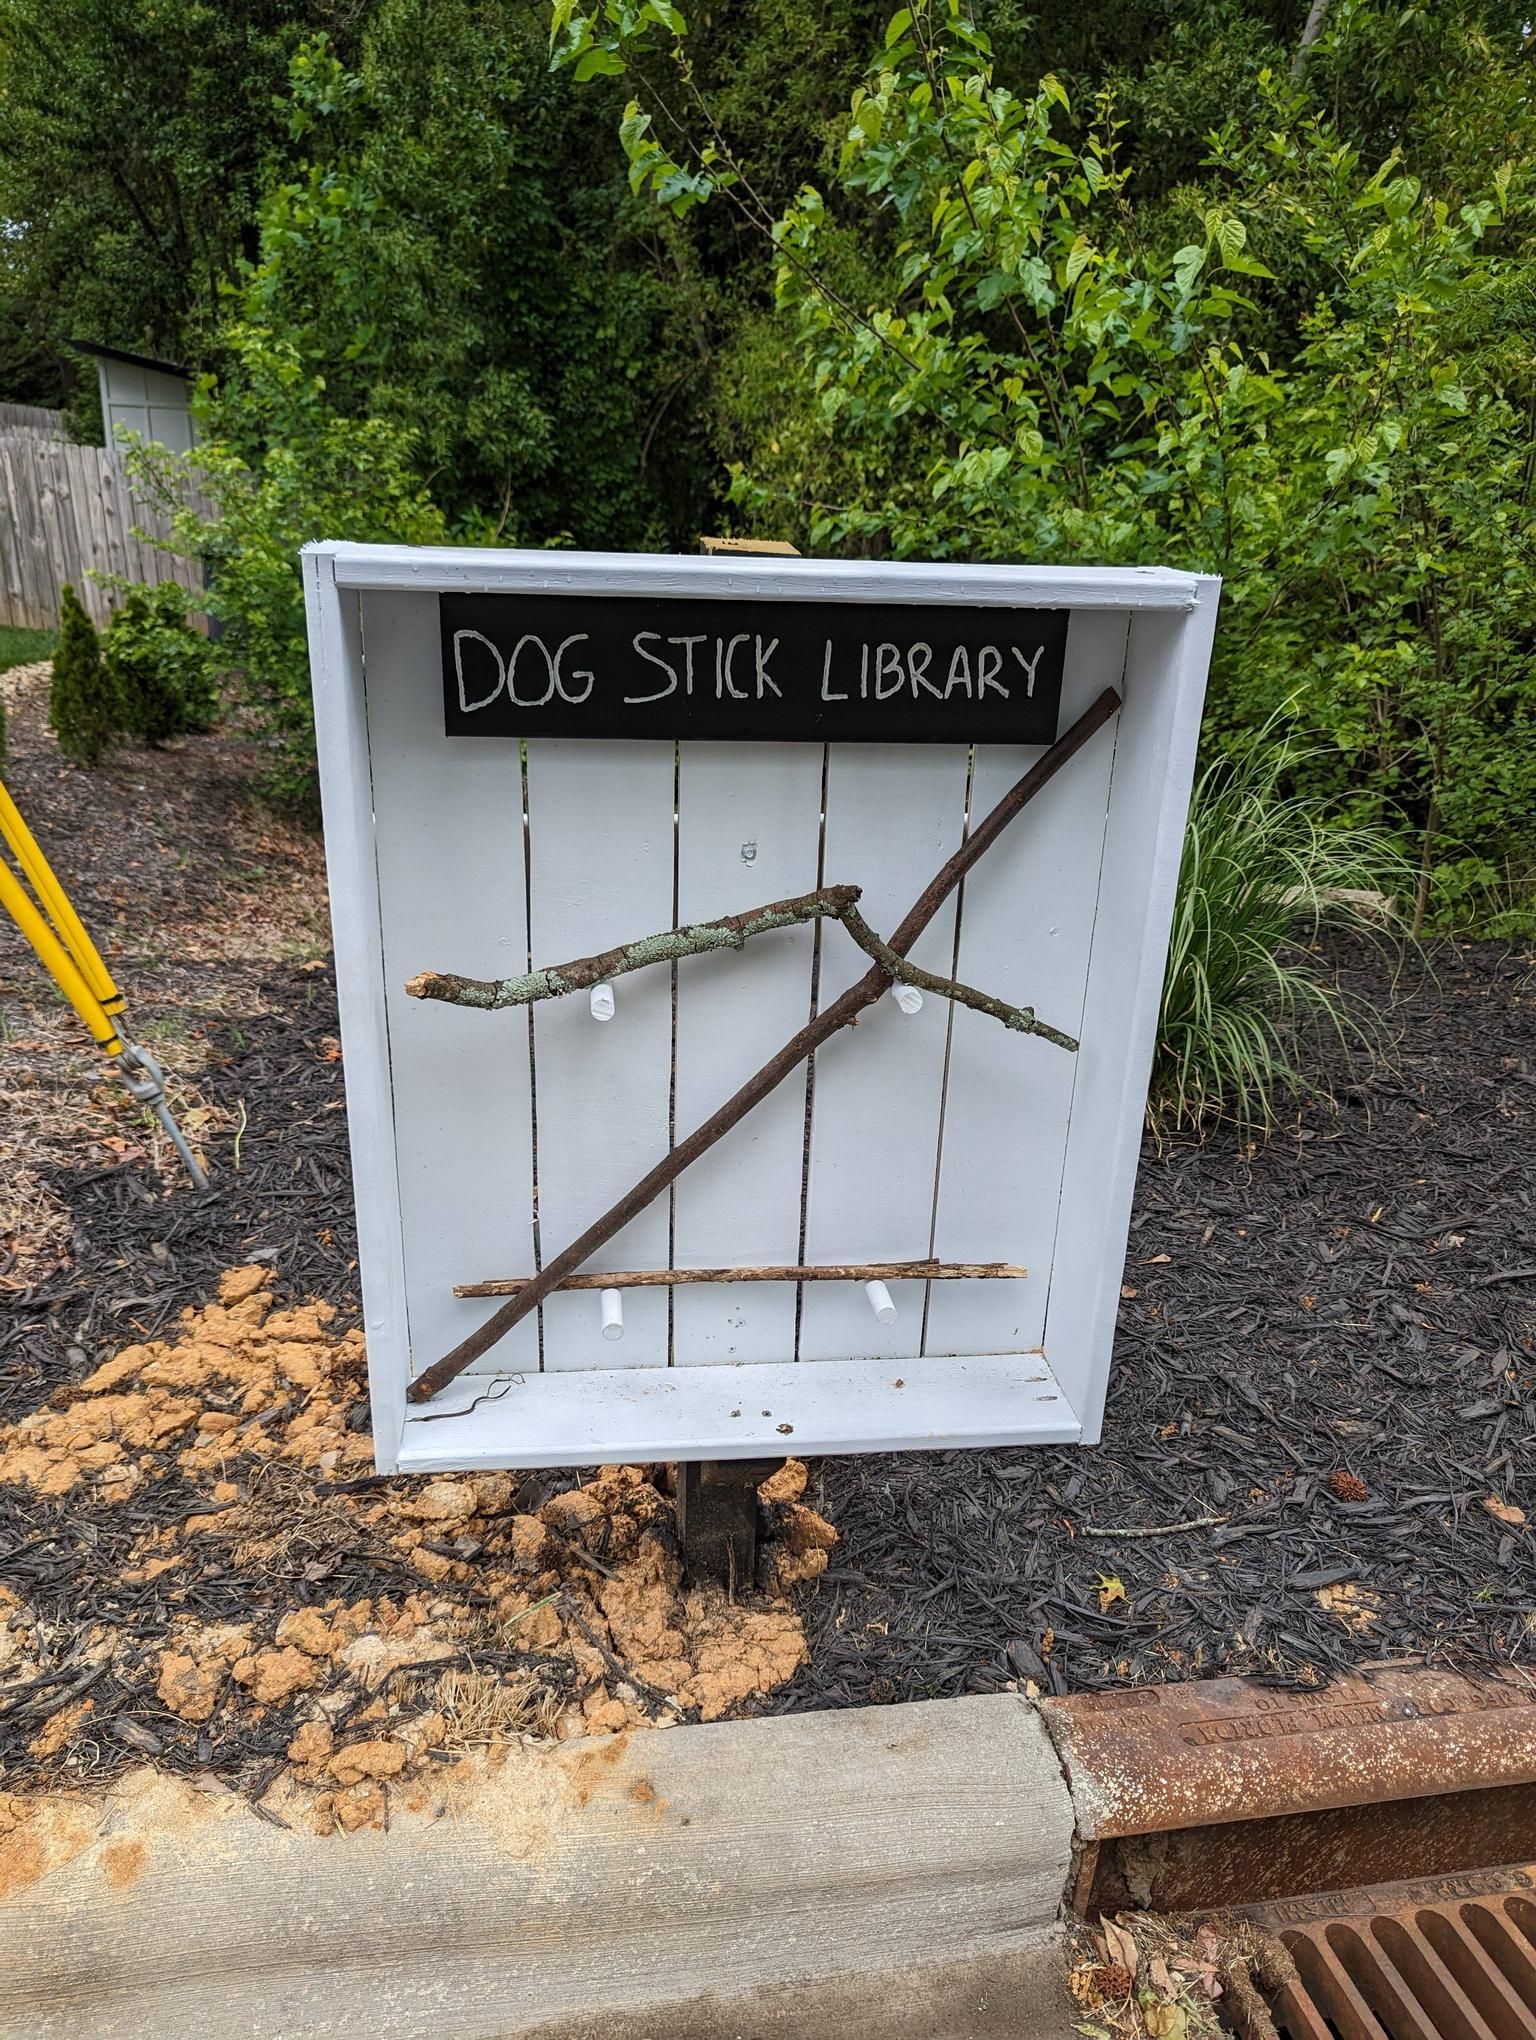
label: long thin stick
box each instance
[408,687,1120,1402]
[453,1260,1028,1298]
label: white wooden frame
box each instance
[303,543,1218,1474]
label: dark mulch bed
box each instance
[780,938,1536,1705]
[5,932,1533,1702]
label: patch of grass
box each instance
[0,624,55,674]
[1153,739,1412,1137]
[436,1665,565,1747]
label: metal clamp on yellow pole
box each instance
[0,782,209,1189]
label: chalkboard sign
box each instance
[440,591,1067,744]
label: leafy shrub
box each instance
[1153,742,1411,1136]
[128,337,449,811]
[48,585,115,767]
[553,0,1536,929]
[103,583,218,746]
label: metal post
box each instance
[674,1460,781,1590]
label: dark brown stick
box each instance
[408,687,1120,1402]
[453,1259,1028,1298]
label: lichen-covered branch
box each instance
[836,905,1078,1053]
[405,884,863,1010]
[405,882,1076,1049]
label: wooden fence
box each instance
[0,433,204,630]
[0,402,66,436]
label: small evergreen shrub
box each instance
[104,583,217,746]
[48,585,115,766]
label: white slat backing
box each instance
[672,745,825,1363]
[361,590,541,1384]
[797,743,972,1360]
[923,611,1129,1360]
[526,740,676,1370]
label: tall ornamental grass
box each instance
[1153,743,1411,1136]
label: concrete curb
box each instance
[0,1696,1079,2039]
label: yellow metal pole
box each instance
[0,855,124,1054]
[0,780,124,1015]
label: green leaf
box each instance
[1172,243,1206,294]
[573,45,626,80]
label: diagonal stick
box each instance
[407,686,1120,1403]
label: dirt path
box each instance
[0,660,328,1310]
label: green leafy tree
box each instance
[552,0,1536,929]
[48,585,114,766]
[212,16,719,548]
[128,330,450,809]
[0,0,367,381]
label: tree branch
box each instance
[1291,0,1334,79]
[406,885,861,1011]
[836,903,1078,1052]
[454,1259,1028,1298]
[407,881,1078,1051]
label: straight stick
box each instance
[408,686,1120,1402]
[453,1260,1029,1297]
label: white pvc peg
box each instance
[865,1279,897,1325]
[891,984,924,1016]
[590,982,616,1022]
[600,1288,625,1342]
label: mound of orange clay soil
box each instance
[0,1266,835,1837]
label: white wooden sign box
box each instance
[302,544,1218,1476]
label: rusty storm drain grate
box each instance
[1237,1864,1536,2039]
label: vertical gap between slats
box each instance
[1373,1917,1501,2040]
[1420,1908,1534,2034]
[667,741,680,1366]
[1286,1928,1391,2040]
[1333,1922,1441,2040]
[792,741,831,1363]
[920,743,976,1357]
[1468,1904,1536,2012]
[520,739,545,1373]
